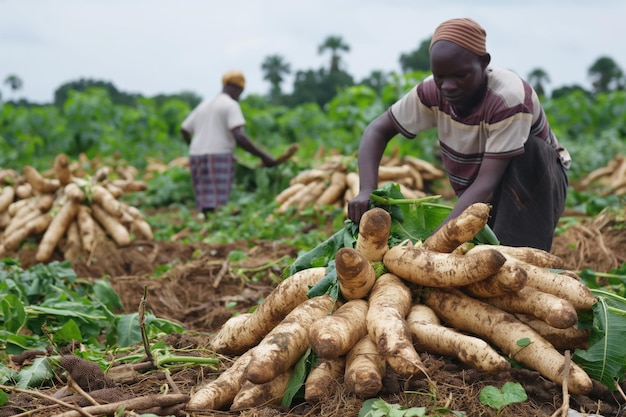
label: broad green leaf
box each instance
[0,363,19,385]
[0,293,26,332]
[92,279,124,312]
[574,293,626,389]
[27,305,107,321]
[281,348,312,407]
[54,319,83,344]
[306,261,339,299]
[144,315,184,334]
[358,398,428,417]
[4,334,49,355]
[116,313,142,347]
[479,382,528,410]
[289,226,354,276]
[16,357,55,389]
[0,389,8,406]
[371,184,450,244]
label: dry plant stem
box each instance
[163,369,181,395]
[0,384,95,417]
[213,259,229,288]
[138,285,155,366]
[616,381,626,403]
[11,404,61,417]
[51,393,189,417]
[67,374,99,406]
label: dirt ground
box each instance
[3,211,626,417]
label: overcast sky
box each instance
[1,0,625,104]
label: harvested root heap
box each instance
[274,152,446,214]
[577,153,626,196]
[0,153,152,262]
[188,202,598,411]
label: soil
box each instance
[2,211,625,417]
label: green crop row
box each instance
[2,72,624,182]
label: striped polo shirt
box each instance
[389,67,571,196]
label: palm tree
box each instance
[318,35,350,72]
[588,56,625,94]
[527,68,551,97]
[261,55,291,104]
[4,74,23,98]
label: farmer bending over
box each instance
[347,18,570,251]
[181,70,278,217]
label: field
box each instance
[1,204,624,417]
[1,82,626,417]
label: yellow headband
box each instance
[430,18,487,56]
[222,70,245,89]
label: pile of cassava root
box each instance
[274,152,446,215]
[187,202,598,412]
[0,153,152,262]
[577,153,626,196]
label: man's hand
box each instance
[261,156,278,167]
[347,190,372,223]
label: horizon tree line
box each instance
[2,35,624,108]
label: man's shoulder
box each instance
[488,67,524,83]
[486,67,530,107]
[213,93,241,109]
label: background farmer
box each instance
[181,70,278,217]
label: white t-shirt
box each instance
[182,93,246,156]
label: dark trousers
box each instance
[488,135,569,251]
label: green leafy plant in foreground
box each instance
[571,263,626,389]
[358,398,466,417]
[0,259,186,388]
[479,382,528,417]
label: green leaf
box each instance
[27,305,106,321]
[0,363,19,385]
[16,357,55,389]
[116,313,142,347]
[0,389,8,406]
[145,315,184,334]
[358,398,428,417]
[479,382,528,410]
[289,226,354,276]
[306,261,339,299]
[281,348,312,407]
[573,293,626,389]
[92,279,124,312]
[472,224,500,245]
[54,319,83,345]
[4,334,49,355]
[358,398,379,417]
[227,249,248,262]
[371,184,450,244]
[0,293,26,333]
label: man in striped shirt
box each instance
[347,18,570,251]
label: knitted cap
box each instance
[222,70,246,89]
[429,18,487,56]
